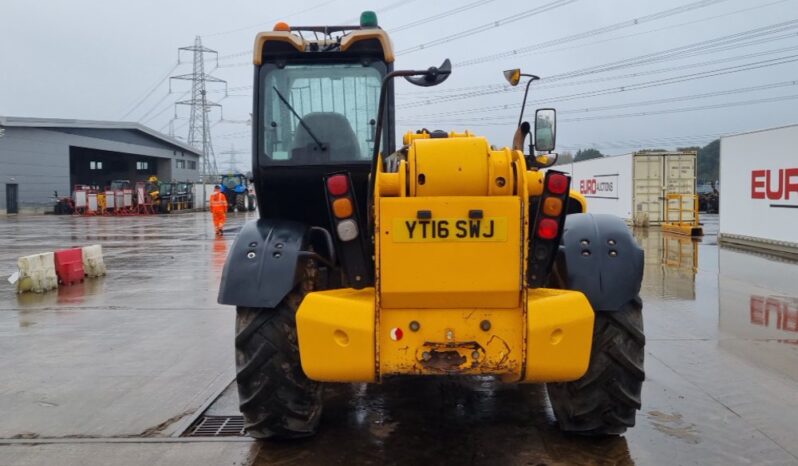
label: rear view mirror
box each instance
[503,69,521,86]
[405,59,452,87]
[534,108,556,152]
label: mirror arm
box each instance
[517,74,539,128]
[367,67,449,228]
[366,70,422,247]
[366,62,451,255]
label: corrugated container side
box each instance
[633,152,697,225]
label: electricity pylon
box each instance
[170,36,227,180]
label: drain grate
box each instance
[185,415,246,437]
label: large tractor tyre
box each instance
[236,194,246,212]
[235,291,323,439]
[247,195,256,211]
[546,298,645,436]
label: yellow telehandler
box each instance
[219,11,644,439]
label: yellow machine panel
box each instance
[411,137,491,197]
[379,196,522,309]
[379,307,525,380]
[296,288,376,382]
[523,288,594,382]
[294,287,593,383]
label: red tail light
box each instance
[547,173,568,195]
[537,218,559,240]
[326,174,349,196]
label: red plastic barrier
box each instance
[54,248,85,286]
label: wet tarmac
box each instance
[1,213,797,465]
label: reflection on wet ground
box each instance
[253,379,634,466]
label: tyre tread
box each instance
[235,292,322,439]
[547,298,645,435]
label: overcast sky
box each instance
[2,0,797,170]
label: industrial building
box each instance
[0,116,202,214]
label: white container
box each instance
[73,190,87,208]
[82,244,106,278]
[114,190,124,210]
[17,252,57,293]
[192,183,218,210]
[720,124,798,254]
[87,193,98,212]
[104,190,115,209]
[556,151,696,224]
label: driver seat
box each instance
[291,112,362,162]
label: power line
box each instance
[400,80,798,125]
[202,0,342,38]
[217,0,578,62]
[556,132,735,153]
[398,0,789,97]
[401,92,798,127]
[389,0,496,33]
[395,0,579,55]
[118,62,181,120]
[560,93,798,123]
[454,0,733,67]
[219,144,247,173]
[396,19,798,109]
[139,90,189,124]
[400,43,798,119]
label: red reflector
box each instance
[547,173,568,195]
[538,218,559,240]
[326,175,349,196]
[390,327,403,341]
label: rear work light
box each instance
[547,173,568,195]
[326,174,349,197]
[336,219,359,242]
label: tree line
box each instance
[554,140,719,183]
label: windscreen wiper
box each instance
[272,86,325,151]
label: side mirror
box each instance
[405,59,452,87]
[534,108,556,152]
[503,69,521,86]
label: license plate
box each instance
[392,218,507,242]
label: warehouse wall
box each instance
[171,155,200,182]
[0,126,201,214]
[0,127,71,213]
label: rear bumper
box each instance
[296,288,594,383]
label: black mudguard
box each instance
[218,219,309,308]
[555,213,644,312]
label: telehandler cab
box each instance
[219,11,645,439]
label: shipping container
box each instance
[555,151,697,224]
[719,124,798,257]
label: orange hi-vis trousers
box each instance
[210,192,228,232]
